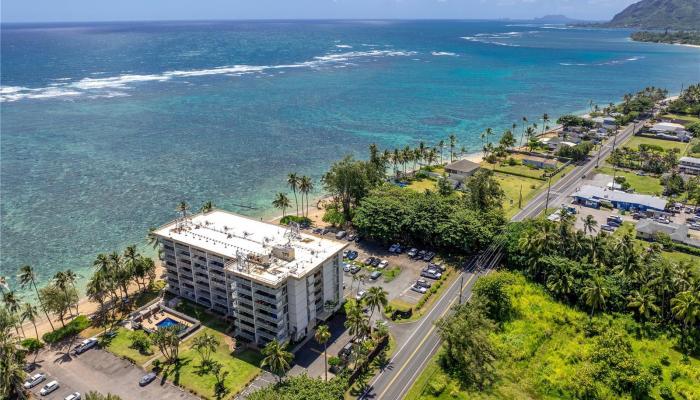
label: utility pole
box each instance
[518,184,523,209]
[611,126,620,191]
[544,174,553,212]
[458,275,464,305]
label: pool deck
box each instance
[140,310,192,332]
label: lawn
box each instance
[102,327,156,366]
[491,163,547,180]
[662,113,700,125]
[594,166,663,195]
[157,327,263,400]
[495,173,544,218]
[405,273,700,400]
[624,136,691,155]
[407,178,438,192]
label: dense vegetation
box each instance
[609,143,679,174]
[669,83,700,116]
[631,30,700,46]
[605,0,700,30]
[247,374,347,400]
[411,272,700,400]
[353,170,506,253]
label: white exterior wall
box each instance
[286,276,310,341]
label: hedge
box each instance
[21,338,45,352]
[279,215,312,226]
[42,315,91,344]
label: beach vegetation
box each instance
[669,83,700,115]
[322,155,384,221]
[0,306,27,400]
[42,314,90,343]
[246,373,347,400]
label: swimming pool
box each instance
[155,317,181,330]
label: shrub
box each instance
[649,363,663,378]
[427,375,447,395]
[328,356,342,367]
[659,384,674,400]
[507,157,518,166]
[660,355,671,366]
[279,215,311,226]
[670,369,681,381]
[21,338,44,352]
[129,330,152,354]
[42,315,91,344]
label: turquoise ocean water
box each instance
[1,20,699,292]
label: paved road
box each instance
[362,121,644,400]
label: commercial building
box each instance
[571,185,667,212]
[153,209,347,346]
[679,156,700,175]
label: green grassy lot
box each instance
[624,136,690,154]
[491,163,547,180]
[102,327,156,366]
[383,266,402,283]
[157,327,263,400]
[662,113,700,125]
[405,273,700,400]
[495,173,544,218]
[594,166,663,195]
[407,178,438,192]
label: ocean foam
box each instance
[0,49,416,102]
[431,51,458,56]
[335,44,353,48]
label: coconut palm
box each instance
[520,116,528,147]
[581,215,598,235]
[627,287,659,323]
[53,270,79,316]
[582,275,609,319]
[671,290,700,353]
[18,265,55,330]
[200,200,215,213]
[315,324,332,381]
[299,176,313,218]
[287,173,300,216]
[86,273,109,328]
[272,192,291,217]
[449,134,457,162]
[261,339,293,383]
[364,286,388,325]
[21,302,40,340]
[344,301,369,340]
[146,227,160,251]
[3,291,24,336]
[192,332,219,366]
[542,113,549,135]
[438,140,445,164]
[63,269,79,314]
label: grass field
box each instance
[157,327,263,400]
[495,173,545,218]
[492,163,548,180]
[102,327,156,366]
[594,166,663,195]
[407,178,438,192]
[405,273,700,400]
[623,136,691,154]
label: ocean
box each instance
[1,20,699,293]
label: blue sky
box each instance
[2,0,639,23]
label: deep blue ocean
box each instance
[1,20,699,292]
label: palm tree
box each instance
[344,301,369,340]
[287,173,300,216]
[63,269,80,314]
[192,332,219,366]
[581,215,598,235]
[546,264,574,301]
[0,276,7,296]
[364,286,388,325]
[261,339,293,383]
[449,134,457,162]
[3,291,24,336]
[124,245,143,292]
[671,291,700,353]
[315,324,331,382]
[520,116,528,147]
[272,192,291,217]
[582,275,609,319]
[542,113,549,135]
[298,176,313,218]
[200,200,215,213]
[176,201,189,220]
[425,149,437,167]
[21,302,40,340]
[627,287,659,324]
[438,140,445,164]
[18,265,55,330]
[86,273,109,329]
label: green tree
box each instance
[200,200,215,213]
[582,214,598,235]
[582,275,609,319]
[18,265,55,330]
[472,273,513,322]
[39,284,78,327]
[152,325,181,363]
[671,290,700,354]
[288,173,300,216]
[129,330,152,354]
[21,302,40,340]
[344,300,369,341]
[464,169,504,211]
[322,156,378,221]
[299,175,313,218]
[84,392,124,400]
[192,332,219,367]
[627,287,659,324]
[272,192,291,217]
[3,291,24,337]
[364,286,388,325]
[261,339,293,383]
[314,324,331,382]
[499,129,516,149]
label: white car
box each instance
[23,373,46,389]
[342,263,351,272]
[40,380,60,396]
[65,392,81,400]
[378,260,389,269]
[411,284,427,294]
[73,337,98,354]
[355,290,366,301]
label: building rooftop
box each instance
[445,159,480,174]
[154,209,347,285]
[650,122,686,132]
[680,156,700,164]
[572,185,667,211]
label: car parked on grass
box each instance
[350,265,361,274]
[23,373,46,389]
[371,258,381,268]
[410,284,427,294]
[73,337,98,355]
[370,271,382,280]
[40,380,60,396]
[65,392,81,400]
[363,257,374,266]
[139,372,158,387]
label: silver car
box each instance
[40,380,60,396]
[23,373,46,389]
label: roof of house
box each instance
[445,159,481,174]
[636,219,700,247]
[650,122,686,133]
[680,156,700,164]
[572,185,667,211]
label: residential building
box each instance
[680,156,700,175]
[571,185,667,212]
[522,156,557,169]
[154,209,347,346]
[590,116,617,130]
[636,220,700,248]
[648,122,691,142]
[444,159,480,179]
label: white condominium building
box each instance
[153,209,347,346]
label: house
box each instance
[648,122,691,142]
[636,220,700,248]
[590,116,617,130]
[539,136,562,151]
[154,209,347,346]
[679,156,700,175]
[444,159,481,179]
[522,156,557,170]
[571,185,667,212]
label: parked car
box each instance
[378,260,389,269]
[392,244,403,253]
[346,233,356,241]
[338,342,353,360]
[411,284,427,294]
[363,257,374,266]
[416,250,427,260]
[370,271,382,280]
[428,263,445,272]
[64,392,81,400]
[407,248,418,257]
[342,263,351,272]
[632,212,644,220]
[388,244,399,253]
[416,278,432,289]
[335,231,347,240]
[40,381,60,396]
[23,373,46,389]
[73,337,98,355]
[601,224,615,232]
[139,372,157,387]
[356,290,366,301]
[422,251,436,262]
[690,223,700,231]
[350,265,361,274]
[346,250,358,260]
[371,258,381,268]
[655,217,671,224]
[421,269,442,280]
[607,216,622,225]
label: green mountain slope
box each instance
[607,0,700,30]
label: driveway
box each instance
[28,344,197,400]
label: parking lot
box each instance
[27,343,197,400]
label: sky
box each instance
[1,0,640,23]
